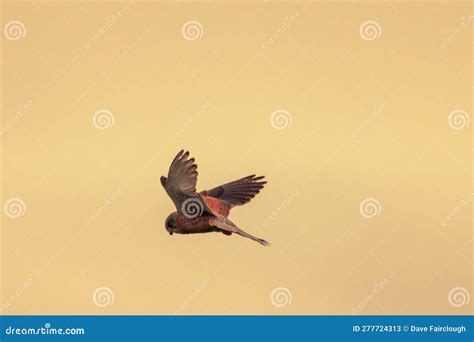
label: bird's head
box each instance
[165,212,178,235]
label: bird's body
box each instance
[168,214,217,235]
[200,196,230,217]
[161,150,269,246]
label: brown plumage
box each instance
[161,150,269,246]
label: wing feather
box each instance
[200,175,266,208]
[162,150,210,215]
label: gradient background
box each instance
[1,0,472,315]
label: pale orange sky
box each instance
[1,0,472,315]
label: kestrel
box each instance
[161,150,269,246]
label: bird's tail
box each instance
[236,229,270,246]
[210,216,270,246]
[255,237,270,246]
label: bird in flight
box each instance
[161,150,269,246]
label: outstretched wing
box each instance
[161,150,210,215]
[200,175,266,208]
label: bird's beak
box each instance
[169,231,173,235]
